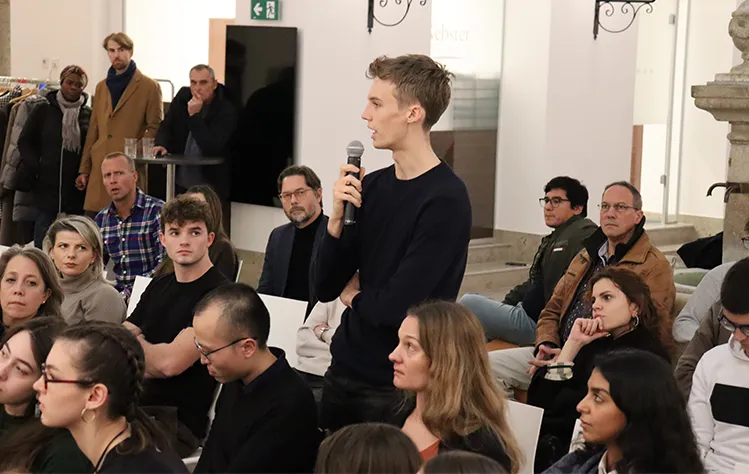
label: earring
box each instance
[34,402,41,419]
[81,407,96,423]
[632,314,640,328]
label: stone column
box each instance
[0,0,10,76]
[693,0,749,263]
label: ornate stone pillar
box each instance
[693,0,749,263]
[0,0,10,76]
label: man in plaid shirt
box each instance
[95,151,164,300]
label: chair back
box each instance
[506,400,543,474]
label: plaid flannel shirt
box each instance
[96,188,165,300]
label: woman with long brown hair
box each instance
[527,267,670,471]
[0,317,92,473]
[389,300,523,472]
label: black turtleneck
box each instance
[284,213,322,302]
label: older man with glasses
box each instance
[460,176,596,345]
[191,283,321,474]
[488,180,675,400]
[257,165,328,318]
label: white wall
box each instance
[10,0,124,87]
[677,0,736,219]
[231,0,432,252]
[496,0,638,235]
[125,0,235,96]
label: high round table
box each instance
[133,155,224,201]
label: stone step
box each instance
[460,262,529,295]
[644,223,698,248]
[467,238,512,265]
[658,243,686,268]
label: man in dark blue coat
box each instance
[258,165,328,317]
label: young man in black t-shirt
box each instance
[313,54,472,431]
[123,195,228,457]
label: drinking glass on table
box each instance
[141,138,155,159]
[124,138,138,159]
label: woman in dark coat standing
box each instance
[17,65,91,248]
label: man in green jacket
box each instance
[461,176,597,345]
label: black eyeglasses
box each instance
[539,197,570,208]
[40,363,92,391]
[719,314,749,337]
[194,337,251,359]
[742,237,749,251]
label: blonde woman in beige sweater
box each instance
[43,215,125,324]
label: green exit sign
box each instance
[251,0,280,21]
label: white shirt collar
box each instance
[597,241,609,265]
[598,451,618,474]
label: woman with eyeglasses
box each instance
[528,267,671,471]
[153,184,238,281]
[0,246,65,342]
[0,317,92,473]
[34,321,188,473]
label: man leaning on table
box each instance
[153,64,237,201]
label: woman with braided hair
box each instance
[34,321,188,473]
[0,317,92,473]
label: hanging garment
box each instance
[0,86,21,109]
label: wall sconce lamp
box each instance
[368,0,428,33]
[594,0,656,40]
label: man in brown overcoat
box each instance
[77,32,162,214]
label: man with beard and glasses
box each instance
[122,195,228,457]
[257,165,328,317]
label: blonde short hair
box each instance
[43,216,106,281]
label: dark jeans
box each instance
[34,210,58,249]
[320,364,401,433]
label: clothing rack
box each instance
[0,76,59,87]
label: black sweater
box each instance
[194,348,321,473]
[313,162,471,385]
[527,327,669,467]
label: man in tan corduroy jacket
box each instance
[77,32,162,213]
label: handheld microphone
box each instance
[344,140,365,226]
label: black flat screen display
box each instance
[225,25,298,207]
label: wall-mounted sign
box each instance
[251,0,280,21]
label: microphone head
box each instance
[346,140,365,158]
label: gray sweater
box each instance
[60,270,126,324]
